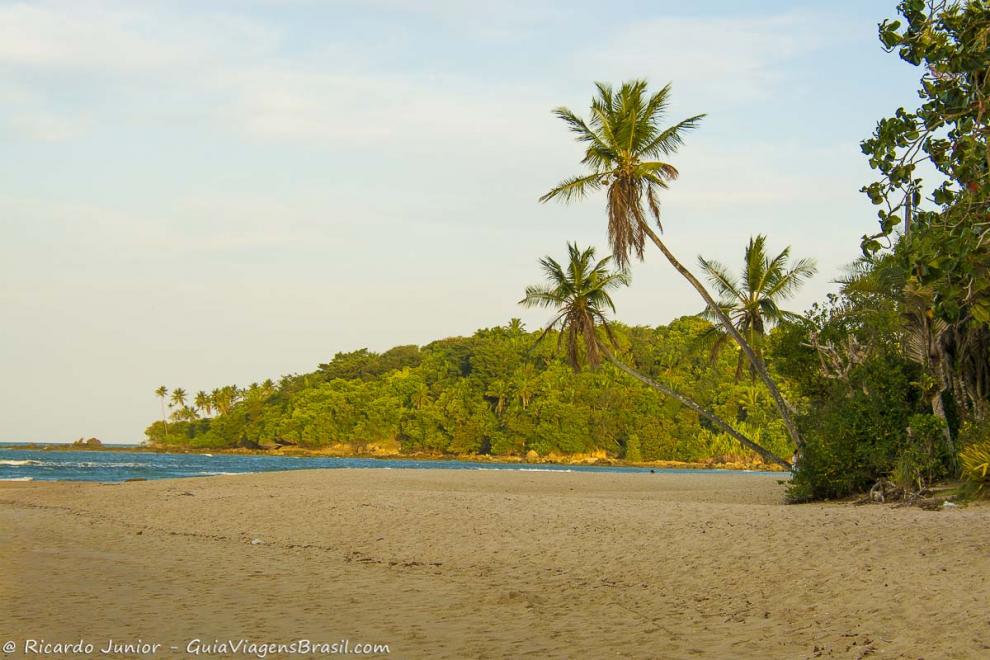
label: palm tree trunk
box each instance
[160,400,169,438]
[638,222,804,451]
[603,349,792,470]
[930,350,954,454]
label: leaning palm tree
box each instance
[520,243,791,468]
[154,385,169,438]
[540,80,804,450]
[698,235,817,381]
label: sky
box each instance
[0,0,923,443]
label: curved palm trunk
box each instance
[603,349,792,470]
[639,222,804,451]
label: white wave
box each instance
[473,467,575,473]
[0,459,38,466]
[0,476,33,481]
[199,471,249,476]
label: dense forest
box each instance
[150,0,990,501]
[147,316,795,466]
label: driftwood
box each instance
[857,479,940,508]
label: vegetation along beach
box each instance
[3,0,990,658]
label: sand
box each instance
[1,469,988,659]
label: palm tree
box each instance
[521,243,629,369]
[514,364,538,409]
[698,235,817,381]
[210,385,240,416]
[506,318,526,334]
[485,379,513,416]
[154,385,169,438]
[540,79,804,450]
[194,390,212,417]
[520,242,791,469]
[170,387,187,412]
[410,383,430,410]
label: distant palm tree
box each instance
[506,318,526,335]
[154,385,169,438]
[194,390,212,417]
[520,242,790,468]
[485,379,512,415]
[514,364,538,409]
[170,387,187,412]
[698,235,817,381]
[210,385,240,416]
[540,79,803,450]
[410,383,430,410]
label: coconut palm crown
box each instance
[698,235,817,379]
[539,80,704,268]
[519,242,629,370]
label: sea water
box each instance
[0,444,781,482]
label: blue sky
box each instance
[0,0,922,442]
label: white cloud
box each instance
[580,13,827,105]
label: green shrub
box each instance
[787,355,922,502]
[959,421,990,495]
[891,414,953,491]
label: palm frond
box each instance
[697,256,743,301]
[640,113,706,157]
[540,171,607,204]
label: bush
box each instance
[787,355,922,502]
[959,421,990,495]
[890,414,953,491]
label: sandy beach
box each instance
[1,469,988,659]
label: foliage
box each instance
[776,285,957,500]
[863,0,989,251]
[146,316,792,465]
[698,234,817,380]
[519,242,629,368]
[959,420,990,492]
[541,78,804,454]
[539,80,704,268]
[521,242,792,467]
[777,1,990,500]
[785,350,926,501]
[861,0,990,424]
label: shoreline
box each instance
[1,442,787,473]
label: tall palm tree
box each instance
[540,80,804,450]
[698,235,817,381]
[520,243,791,469]
[154,385,169,438]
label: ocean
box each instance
[0,446,777,482]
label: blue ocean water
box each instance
[0,446,778,482]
